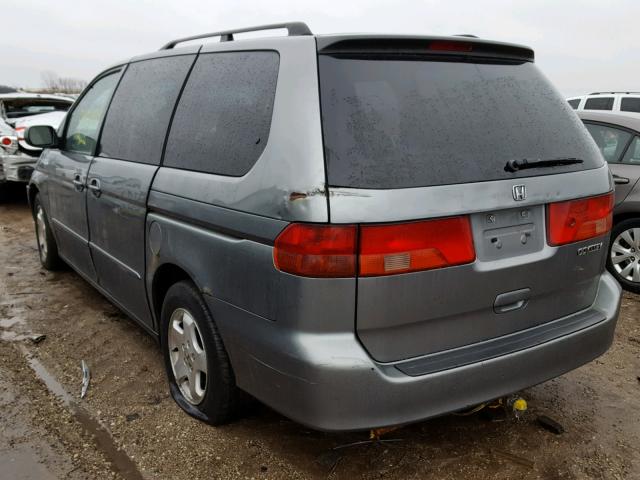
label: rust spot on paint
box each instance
[289,192,308,201]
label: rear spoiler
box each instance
[316,36,534,63]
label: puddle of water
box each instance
[18,345,145,480]
[0,443,61,480]
[0,316,30,342]
[1,331,30,342]
[0,317,24,328]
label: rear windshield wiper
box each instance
[505,158,583,173]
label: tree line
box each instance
[40,71,87,94]
[0,72,87,95]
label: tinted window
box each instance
[164,51,279,176]
[622,136,640,164]
[584,123,632,163]
[621,97,640,113]
[319,56,603,189]
[584,97,614,111]
[99,55,194,165]
[567,99,580,109]
[64,72,120,154]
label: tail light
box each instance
[273,217,475,277]
[359,217,475,276]
[273,224,357,277]
[0,135,18,154]
[14,126,25,140]
[546,192,614,246]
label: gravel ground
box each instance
[1,186,639,480]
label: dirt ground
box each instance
[1,185,639,480]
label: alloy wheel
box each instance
[611,227,640,283]
[36,205,48,261]
[167,308,208,405]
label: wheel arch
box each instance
[27,184,39,217]
[613,211,640,226]
[151,263,195,327]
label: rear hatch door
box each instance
[317,37,612,363]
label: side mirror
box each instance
[24,125,59,149]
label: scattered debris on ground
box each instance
[80,360,90,399]
[30,333,46,344]
[536,415,565,435]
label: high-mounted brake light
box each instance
[546,192,614,246]
[359,217,475,276]
[273,224,357,277]
[429,40,473,52]
[274,217,475,278]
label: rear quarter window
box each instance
[584,97,614,111]
[163,51,279,176]
[319,56,603,189]
[567,98,581,109]
[621,97,640,113]
[99,55,195,165]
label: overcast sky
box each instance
[2,0,638,97]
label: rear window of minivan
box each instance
[318,56,604,189]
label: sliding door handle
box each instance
[72,174,85,192]
[88,178,102,197]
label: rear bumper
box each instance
[209,271,621,432]
[0,153,37,182]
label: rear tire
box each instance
[33,194,62,270]
[160,280,238,425]
[607,218,640,294]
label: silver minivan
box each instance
[25,23,621,431]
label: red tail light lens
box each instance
[546,192,614,246]
[359,217,475,276]
[1,136,12,146]
[273,224,357,277]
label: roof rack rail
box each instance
[589,91,640,95]
[160,22,312,50]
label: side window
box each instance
[99,55,195,165]
[164,51,279,176]
[621,137,640,164]
[584,97,614,111]
[584,123,632,163]
[621,98,640,114]
[64,72,120,154]
[567,99,580,109]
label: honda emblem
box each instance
[512,185,526,201]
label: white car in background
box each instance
[567,92,640,115]
[0,93,73,191]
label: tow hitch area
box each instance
[453,395,529,420]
